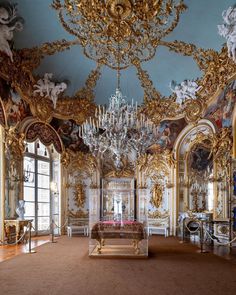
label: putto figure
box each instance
[218,6,236,62]
[169,80,201,104]
[0,1,24,61]
[33,73,67,108]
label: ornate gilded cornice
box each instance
[61,149,97,176]
[137,151,175,173]
[104,168,134,178]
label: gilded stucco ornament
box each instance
[63,149,97,177]
[52,0,187,69]
[0,1,236,129]
[73,182,86,208]
[148,210,169,219]
[0,39,101,124]
[5,126,25,160]
[68,209,89,218]
[103,156,135,178]
[150,183,164,209]
[135,41,236,124]
[138,152,175,173]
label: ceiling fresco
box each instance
[0,0,236,157]
[205,80,236,129]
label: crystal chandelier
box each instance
[52,0,187,69]
[78,87,158,168]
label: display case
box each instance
[89,179,148,258]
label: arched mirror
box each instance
[187,141,214,213]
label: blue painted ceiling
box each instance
[11,0,236,106]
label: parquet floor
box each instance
[0,236,52,262]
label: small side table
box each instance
[4,219,33,244]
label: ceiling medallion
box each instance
[52,0,187,69]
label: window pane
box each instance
[37,142,49,158]
[38,161,50,175]
[38,217,50,231]
[25,202,35,217]
[38,174,50,189]
[25,142,35,153]
[38,202,50,216]
[24,172,35,187]
[24,187,35,202]
[38,189,50,202]
[24,157,35,172]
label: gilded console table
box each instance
[4,219,33,244]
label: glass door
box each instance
[37,160,50,232]
[23,141,53,235]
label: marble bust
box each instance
[15,200,25,220]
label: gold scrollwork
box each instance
[73,182,86,208]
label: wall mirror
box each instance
[101,178,135,221]
[187,142,214,213]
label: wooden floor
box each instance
[0,236,52,262]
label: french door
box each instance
[24,156,51,234]
[24,142,59,235]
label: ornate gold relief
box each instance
[52,0,187,69]
[135,42,236,124]
[148,210,169,219]
[73,182,86,208]
[62,149,97,177]
[5,126,25,161]
[0,46,102,124]
[68,209,89,218]
[104,168,134,178]
[138,152,175,173]
[211,127,232,165]
[150,183,163,209]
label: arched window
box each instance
[23,140,60,235]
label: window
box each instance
[208,181,214,212]
[23,140,60,235]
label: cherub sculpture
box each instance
[218,6,236,62]
[169,80,201,104]
[33,73,67,108]
[0,2,24,61]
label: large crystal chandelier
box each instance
[78,87,158,168]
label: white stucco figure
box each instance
[218,6,236,62]
[16,200,25,220]
[169,80,201,104]
[0,2,24,61]
[33,73,67,108]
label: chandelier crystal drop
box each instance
[78,88,158,168]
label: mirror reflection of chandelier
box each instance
[78,87,158,168]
